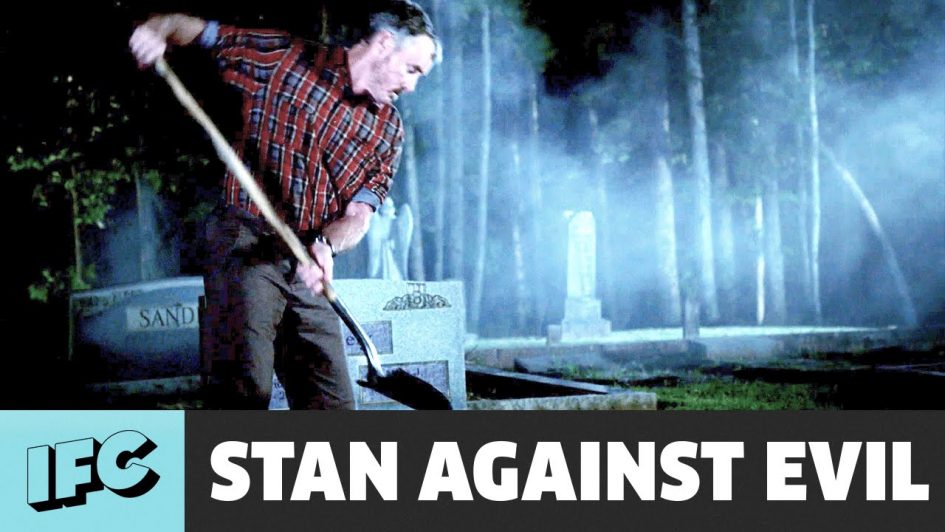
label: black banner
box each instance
[185,411,945,531]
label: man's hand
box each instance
[129,23,168,68]
[296,240,334,296]
[129,14,207,69]
[296,200,374,296]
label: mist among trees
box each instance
[3,0,943,345]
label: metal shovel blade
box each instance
[358,369,453,410]
[326,284,453,410]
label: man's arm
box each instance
[298,201,375,296]
[323,201,375,255]
[129,14,207,67]
[300,114,400,295]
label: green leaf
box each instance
[27,283,49,303]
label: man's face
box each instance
[365,33,436,105]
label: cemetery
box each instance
[65,210,945,411]
[5,1,943,411]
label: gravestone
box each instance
[548,211,612,343]
[72,276,465,409]
[70,276,204,395]
[270,279,467,410]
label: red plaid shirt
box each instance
[202,24,404,234]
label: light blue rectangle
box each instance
[0,411,184,532]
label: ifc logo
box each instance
[27,430,160,512]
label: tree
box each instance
[469,2,493,331]
[510,141,529,331]
[787,0,815,319]
[401,114,426,281]
[431,0,448,281]
[525,75,546,334]
[754,193,766,324]
[8,82,136,301]
[587,104,617,320]
[763,144,788,324]
[712,140,737,320]
[682,0,719,322]
[807,0,824,322]
[446,2,467,281]
[9,148,131,300]
[647,17,682,325]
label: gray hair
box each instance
[369,0,442,64]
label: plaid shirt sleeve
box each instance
[198,21,293,92]
[360,107,405,206]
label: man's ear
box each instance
[374,29,396,55]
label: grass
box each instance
[532,361,835,410]
[640,379,832,410]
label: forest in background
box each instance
[2,0,943,350]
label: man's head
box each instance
[349,0,441,105]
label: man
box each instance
[129,1,440,409]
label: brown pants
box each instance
[201,206,354,410]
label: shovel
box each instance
[154,57,452,410]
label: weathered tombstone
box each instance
[72,276,465,409]
[270,279,467,410]
[69,276,204,395]
[548,212,612,343]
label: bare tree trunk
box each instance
[588,105,615,320]
[807,0,824,322]
[682,0,719,322]
[136,175,148,281]
[69,181,85,289]
[527,76,546,334]
[431,0,447,281]
[446,4,465,281]
[754,194,766,325]
[712,141,737,320]
[788,0,814,319]
[822,146,918,326]
[655,155,682,325]
[403,119,426,281]
[650,20,681,325]
[787,0,801,81]
[136,175,158,281]
[763,150,787,324]
[510,142,528,332]
[470,4,492,331]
